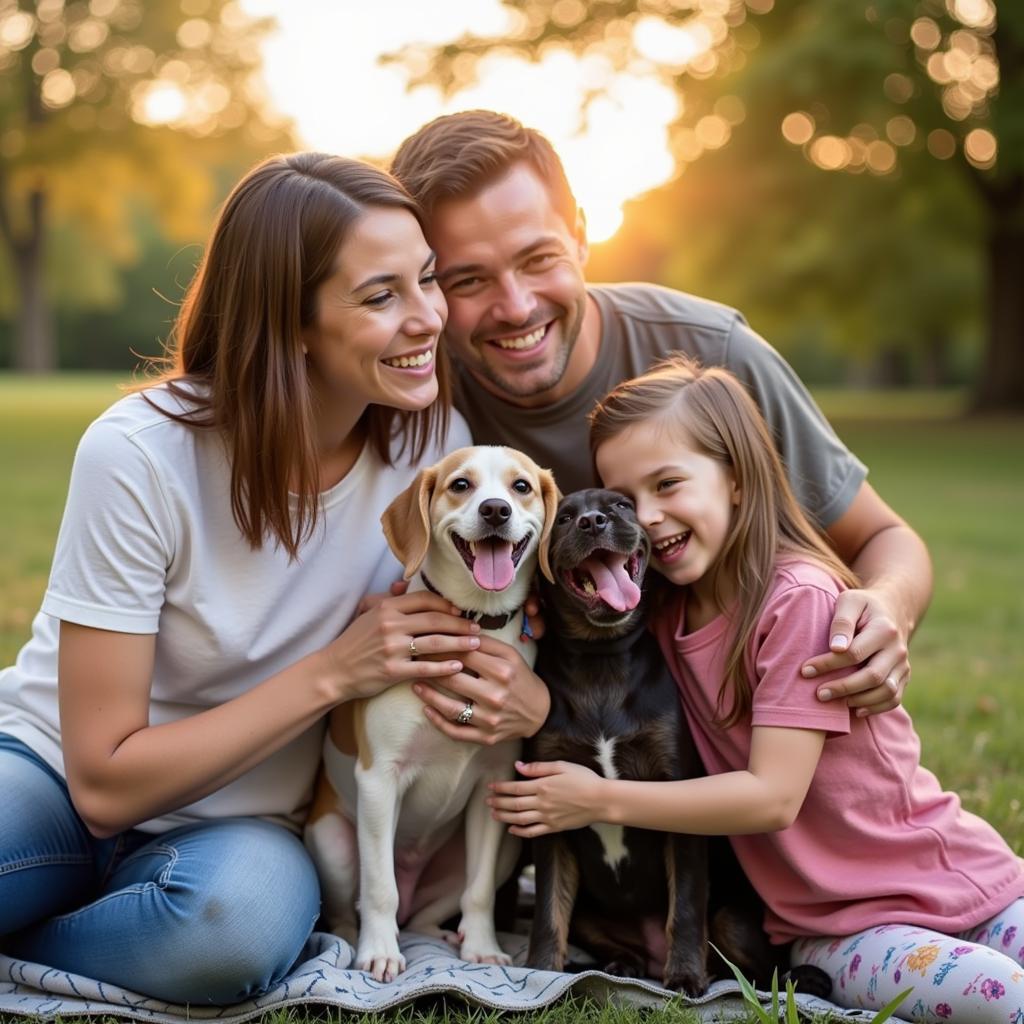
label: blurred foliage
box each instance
[0,207,201,367]
[586,79,984,387]
[393,0,1022,404]
[0,0,294,371]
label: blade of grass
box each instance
[870,986,915,1023]
[709,943,773,1024]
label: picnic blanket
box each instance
[0,930,908,1023]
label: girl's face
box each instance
[304,206,447,419]
[595,419,740,601]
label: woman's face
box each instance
[304,206,446,418]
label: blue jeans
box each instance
[0,734,321,1004]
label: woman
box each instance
[0,153,477,1004]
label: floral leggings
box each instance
[792,898,1024,1023]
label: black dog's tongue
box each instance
[579,551,641,612]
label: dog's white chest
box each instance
[589,735,629,872]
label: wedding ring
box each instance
[456,701,474,726]
[409,638,418,659]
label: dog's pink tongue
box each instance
[473,538,515,591]
[580,552,641,612]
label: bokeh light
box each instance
[781,111,815,146]
[964,127,997,168]
[911,17,942,50]
[886,115,916,146]
[927,128,957,159]
[810,136,851,171]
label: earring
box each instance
[302,344,308,356]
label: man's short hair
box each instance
[391,110,578,228]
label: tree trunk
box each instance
[7,189,56,373]
[972,210,1024,412]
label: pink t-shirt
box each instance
[655,559,1024,944]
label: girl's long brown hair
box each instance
[589,355,857,728]
[138,152,450,560]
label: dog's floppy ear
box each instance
[381,466,437,579]
[535,468,561,583]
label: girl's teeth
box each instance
[496,326,545,350]
[656,532,690,552]
[384,350,433,368]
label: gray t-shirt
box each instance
[453,283,866,527]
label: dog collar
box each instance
[418,572,526,632]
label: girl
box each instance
[0,153,482,1003]
[489,355,1024,1023]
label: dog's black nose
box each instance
[577,512,608,533]
[479,499,512,527]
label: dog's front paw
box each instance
[460,941,512,966]
[356,922,405,982]
[460,933,512,962]
[458,917,511,966]
[663,963,710,997]
[602,950,647,979]
[785,964,832,999]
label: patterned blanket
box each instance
[0,930,906,1023]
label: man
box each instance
[390,109,931,739]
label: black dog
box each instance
[526,487,709,994]
[526,489,831,998]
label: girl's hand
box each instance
[324,591,481,702]
[487,760,605,837]
[523,589,546,640]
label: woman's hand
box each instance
[325,591,482,702]
[487,760,605,838]
[413,636,551,745]
[803,587,910,717]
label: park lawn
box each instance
[1,374,1021,1024]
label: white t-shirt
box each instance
[0,387,471,834]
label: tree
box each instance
[586,128,982,388]
[395,0,1022,409]
[0,0,292,372]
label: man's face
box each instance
[428,163,589,404]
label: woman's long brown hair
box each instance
[589,355,857,728]
[137,152,450,560]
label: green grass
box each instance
[1,375,1022,1023]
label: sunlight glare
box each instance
[633,15,712,68]
[138,82,187,124]
[238,0,681,243]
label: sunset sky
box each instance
[237,0,682,241]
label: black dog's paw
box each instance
[784,964,832,999]
[601,951,647,979]
[664,964,710,997]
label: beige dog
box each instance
[305,446,558,982]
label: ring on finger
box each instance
[455,701,474,726]
[409,638,418,659]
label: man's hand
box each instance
[487,760,604,838]
[802,587,909,717]
[413,636,551,745]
